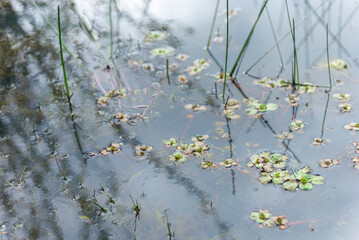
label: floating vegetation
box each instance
[176,54,189,62]
[97,89,128,106]
[185,104,207,112]
[214,72,231,83]
[344,122,359,131]
[290,166,325,190]
[338,103,352,113]
[223,109,240,119]
[216,128,229,138]
[297,83,318,94]
[168,151,187,163]
[225,98,241,110]
[253,77,289,89]
[100,143,122,156]
[290,120,306,131]
[163,138,179,148]
[285,93,300,107]
[333,93,352,102]
[164,135,210,164]
[352,157,359,169]
[218,158,239,168]
[178,75,188,84]
[312,138,325,146]
[150,47,174,57]
[247,152,289,171]
[277,132,294,140]
[114,112,129,123]
[249,210,289,230]
[186,58,210,75]
[142,63,155,71]
[243,98,278,117]
[353,142,359,153]
[330,59,348,71]
[135,145,153,157]
[319,159,339,168]
[144,31,166,42]
[200,160,216,169]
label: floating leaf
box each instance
[258,173,272,184]
[330,59,347,71]
[299,182,313,190]
[249,212,260,220]
[283,180,298,191]
[311,175,325,185]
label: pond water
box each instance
[1,0,359,239]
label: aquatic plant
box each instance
[319,159,339,168]
[144,31,166,42]
[178,75,188,84]
[142,63,155,71]
[338,103,352,113]
[249,210,289,230]
[344,122,359,131]
[214,72,231,83]
[163,138,179,148]
[352,157,359,169]
[97,89,128,106]
[114,112,129,123]
[243,98,278,116]
[184,104,207,112]
[218,158,238,168]
[333,93,352,102]
[135,145,153,157]
[100,143,122,155]
[216,128,229,138]
[168,151,187,163]
[353,142,359,153]
[176,54,189,62]
[277,132,294,140]
[330,59,347,71]
[297,82,318,94]
[253,77,289,89]
[285,93,300,107]
[247,152,289,171]
[290,166,325,190]
[150,47,174,57]
[200,160,216,169]
[290,120,305,131]
[223,109,240,119]
[312,138,325,146]
[225,99,241,110]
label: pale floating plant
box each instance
[176,54,189,62]
[178,75,188,84]
[297,82,318,94]
[330,59,347,71]
[253,77,289,89]
[150,46,174,57]
[214,72,231,83]
[142,63,155,71]
[144,31,166,42]
[353,142,359,153]
[216,128,229,138]
[218,158,239,168]
[344,122,359,131]
[243,98,278,117]
[114,112,129,123]
[223,109,240,120]
[338,103,352,113]
[277,132,294,140]
[285,93,300,107]
[290,166,325,190]
[163,138,179,148]
[170,63,180,71]
[319,158,339,168]
[247,152,289,171]
[312,138,325,146]
[249,210,289,230]
[352,157,359,169]
[200,160,216,169]
[100,143,122,156]
[97,89,128,106]
[168,151,187,163]
[186,58,210,75]
[290,120,306,131]
[333,93,352,102]
[184,104,207,112]
[225,98,241,110]
[135,145,153,157]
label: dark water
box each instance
[1,0,359,239]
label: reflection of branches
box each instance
[320,93,330,138]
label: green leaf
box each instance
[273,162,286,169]
[258,174,272,184]
[272,153,282,161]
[283,180,298,191]
[311,175,325,185]
[246,108,258,115]
[256,218,265,224]
[263,219,275,228]
[272,177,284,184]
[264,212,272,219]
[267,103,278,111]
[299,182,313,190]
[249,212,260,220]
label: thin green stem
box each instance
[206,0,221,50]
[166,58,170,85]
[110,0,113,60]
[326,24,332,91]
[222,0,229,102]
[58,6,71,103]
[229,0,268,77]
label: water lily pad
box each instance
[272,177,284,184]
[299,182,313,190]
[283,180,298,191]
[258,173,272,184]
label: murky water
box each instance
[1,0,359,239]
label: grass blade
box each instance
[222,0,229,102]
[206,0,221,50]
[110,0,113,60]
[326,24,332,91]
[229,0,268,77]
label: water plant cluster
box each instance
[243,98,278,117]
[186,58,211,76]
[319,158,339,168]
[97,89,128,106]
[135,145,153,157]
[100,143,122,156]
[163,135,210,164]
[218,158,239,168]
[249,209,289,230]
[344,122,359,131]
[333,93,352,113]
[253,77,289,89]
[247,152,325,191]
[223,98,241,119]
[184,104,207,112]
[289,119,306,131]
